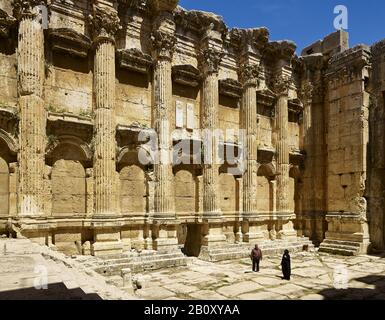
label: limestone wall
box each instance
[0,0,384,256]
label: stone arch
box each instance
[174,167,197,215]
[257,163,276,213]
[46,135,92,166]
[0,129,18,156]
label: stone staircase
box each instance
[0,238,137,300]
[318,239,362,256]
[199,237,314,262]
[82,250,188,276]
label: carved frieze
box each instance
[48,28,91,58]
[117,48,153,73]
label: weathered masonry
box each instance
[0,0,384,261]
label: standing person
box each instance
[250,244,263,272]
[281,249,291,280]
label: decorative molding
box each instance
[172,65,201,87]
[272,75,292,96]
[0,128,19,154]
[47,28,91,58]
[117,48,153,73]
[219,78,242,99]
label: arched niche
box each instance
[219,166,238,213]
[174,166,198,215]
[118,148,147,215]
[49,141,89,217]
[257,163,276,213]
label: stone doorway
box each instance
[183,223,202,257]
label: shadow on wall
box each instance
[318,274,385,300]
[0,282,102,300]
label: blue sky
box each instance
[179,0,384,53]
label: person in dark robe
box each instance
[250,244,263,272]
[281,249,291,280]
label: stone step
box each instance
[318,240,360,256]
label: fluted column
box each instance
[89,3,122,256]
[240,65,259,216]
[274,75,297,239]
[198,47,227,252]
[152,30,175,218]
[91,4,120,217]
[14,1,46,216]
[200,48,222,217]
[150,12,179,252]
[275,80,290,214]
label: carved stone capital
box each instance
[230,27,269,55]
[12,0,47,20]
[151,30,176,60]
[90,4,121,43]
[199,47,224,75]
[299,80,314,104]
[272,75,292,96]
[239,63,259,87]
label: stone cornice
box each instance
[229,27,269,55]
[326,45,371,82]
[90,4,121,44]
[47,28,91,58]
[198,47,224,75]
[174,6,227,36]
[266,40,296,62]
[172,65,201,87]
[149,0,179,12]
[117,48,153,73]
[219,78,242,99]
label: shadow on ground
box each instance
[0,283,102,300]
[319,275,385,300]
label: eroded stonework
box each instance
[0,0,384,263]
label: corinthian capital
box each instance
[12,0,47,20]
[272,75,292,96]
[300,81,314,104]
[90,4,121,43]
[199,47,224,75]
[151,30,176,60]
[239,64,259,87]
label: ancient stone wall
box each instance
[0,0,383,256]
